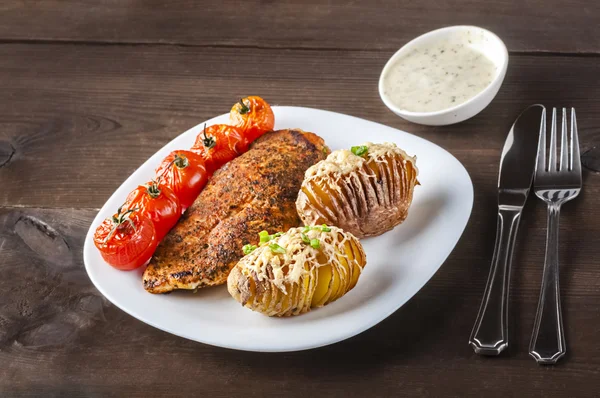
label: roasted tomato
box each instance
[229,96,275,145]
[93,208,158,270]
[123,180,181,240]
[156,150,208,210]
[190,124,247,173]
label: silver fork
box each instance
[530,108,582,364]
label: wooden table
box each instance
[1,1,599,396]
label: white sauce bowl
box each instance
[379,26,508,126]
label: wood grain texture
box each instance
[1,44,600,208]
[0,0,599,54]
[2,1,600,396]
[0,201,599,397]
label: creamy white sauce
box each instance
[382,38,497,112]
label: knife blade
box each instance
[469,104,545,355]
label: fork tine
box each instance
[560,108,568,171]
[536,107,547,174]
[548,108,557,172]
[571,108,581,174]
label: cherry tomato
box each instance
[93,208,158,270]
[156,150,208,210]
[190,124,247,173]
[122,180,181,240]
[229,96,275,145]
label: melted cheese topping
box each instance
[366,142,414,162]
[304,142,417,180]
[239,226,357,294]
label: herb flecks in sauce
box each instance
[383,37,497,112]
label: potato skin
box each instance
[296,142,418,238]
[227,226,366,317]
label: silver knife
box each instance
[469,104,546,355]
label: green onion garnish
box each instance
[259,230,270,243]
[301,233,310,244]
[351,145,368,157]
[259,230,283,244]
[310,239,321,249]
[269,243,286,254]
[303,225,331,233]
[242,244,257,255]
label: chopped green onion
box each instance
[310,239,321,249]
[259,230,283,244]
[269,243,286,254]
[242,244,257,255]
[303,225,331,233]
[301,233,310,243]
[259,230,270,243]
[351,145,368,157]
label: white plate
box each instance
[83,107,473,352]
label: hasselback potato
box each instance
[296,142,418,238]
[227,226,366,317]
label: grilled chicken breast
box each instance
[143,129,329,293]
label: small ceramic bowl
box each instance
[378,25,508,126]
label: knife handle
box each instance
[469,207,522,355]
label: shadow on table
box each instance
[214,222,486,377]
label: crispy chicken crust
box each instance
[143,129,328,293]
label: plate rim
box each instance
[83,106,474,352]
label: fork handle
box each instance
[529,202,566,364]
[469,207,522,355]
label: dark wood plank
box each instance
[1,199,599,397]
[1,44,600,208]
[0,1,599,53]
[1,3,600,394]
